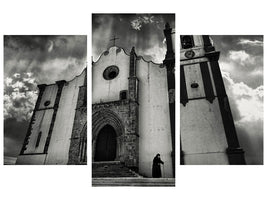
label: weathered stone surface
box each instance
[92,99,139,168]
[68,85,87,165]
[92,161,139,178]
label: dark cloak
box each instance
[152,155,164,178]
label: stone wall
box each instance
[68,85,87,164]
[92,99,139,169]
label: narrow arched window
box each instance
[36,131,42,148]
[120,90,127,100]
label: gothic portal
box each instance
[95,125,117,161]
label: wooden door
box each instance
[95,125,117,161]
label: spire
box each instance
[163,22,175,69]
[130,46,135,54]
[129,46,136,77]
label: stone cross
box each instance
[110,35,119,46]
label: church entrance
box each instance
[95,125,117,161]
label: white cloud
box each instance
[238,39,263,46]
[229,50,250,64]
[141,36,167,64]
[222,71,263,164]
[5,77,13,86]
[223,71,263,121]
[221,51,262,87]
[25,72,33,77]
[130,16,155,31]
[250,68,264,77]
[131,18,142,31]
[4,91,38,121]
[13,73,20,78]
[47,40,54,52]
[12,81,25,89]
[4,73,38,121]
[220,61,233,72]
[237,97,263,122]
[142,45,166,64]
[39,57,85,83]
[23,77,35,84]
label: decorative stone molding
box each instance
[92,109,124,162]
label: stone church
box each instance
[180,35,246,165]
[16,68,87,165]
[92,24,175,178]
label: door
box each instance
[95,125,117,161]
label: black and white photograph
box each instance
[4,35,87,165]
[0,0,267,199]
[180,35,263,165]
[92,14,175,186]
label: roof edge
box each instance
[92,45,163,66]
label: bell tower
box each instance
[180,35,246,165]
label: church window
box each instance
[35,131,42,148]
[181,35,194,49]
[44,100,51,106]
[191,82,199,88]
[103,65,119,80]
[120,90,127,100]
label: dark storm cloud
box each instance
[4,118,29,157]
[92,14,175,63]
[5,35,52,52]
[4,35,87,84]
[4,35,86,61]
[212,35,263,56]
[236,121,263,165]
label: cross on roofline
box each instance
[110,35,119,46]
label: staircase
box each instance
[92,178,175,187]
[92,161,175,186]
[92,161,139,178]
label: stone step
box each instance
[92,161,121,166]
[92,161,139,178]
[93,171,136,178]
[92,178,175,187]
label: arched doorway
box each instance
[95,125,117,161]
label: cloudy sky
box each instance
[4,35,87,160]
[92,14,263,164]
[3,14,263,165]
[211,35,263,164]
[92,14,175,63]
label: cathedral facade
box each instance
[92,25,175,178]
[16,69,87,165]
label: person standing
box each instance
[152,153,164,178]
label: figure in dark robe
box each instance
[152,153,164,178]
